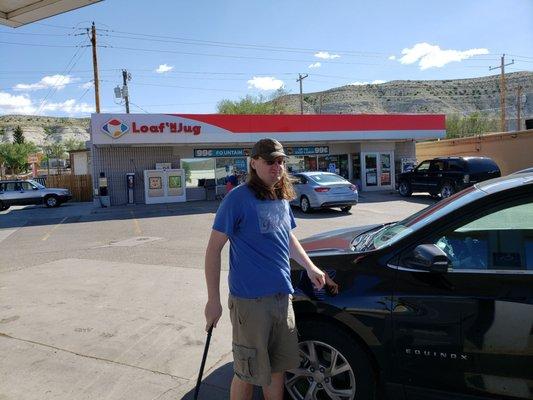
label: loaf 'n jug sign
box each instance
[131,122,201,135]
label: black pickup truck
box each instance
[397,156,501,198]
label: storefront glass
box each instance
[181,158,215,187]
[286,156,305,174]
[181,157,248,187]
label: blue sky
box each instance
[1,0,532,117]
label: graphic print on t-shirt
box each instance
[256,201,290,234]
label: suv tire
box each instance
[300,196,312,213]
[44,195,59,208]
[286,319,376,400]
[398,180,412,197]
[0,201,9,211]
[440,181,455,199]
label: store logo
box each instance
[102,119,129,139]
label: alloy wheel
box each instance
[286,340,356,400]
[46,196,58,207]
[440,184,455,198]
[300,197,310,213]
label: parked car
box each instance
[511,166,533,175]
[397,156,501,198]
[287,172,533,400]
[290,171,358,213]
[0,179,72,210]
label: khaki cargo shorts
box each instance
[228,293,300,386]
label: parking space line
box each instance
[130,211,142,235]
[41,217,68,241]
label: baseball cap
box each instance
[250,138,287,161]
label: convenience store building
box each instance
[90,113,445,205]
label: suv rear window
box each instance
[466,158,499,173]
[446,160,465,172]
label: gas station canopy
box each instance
[0,0,101,27]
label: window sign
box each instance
[287,146,329,156]
[195,148,250,158]
[149,177,162,190]
[168,175,182,189]
[234,158,248,172]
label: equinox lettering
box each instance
[131,122,201,135]
[405,349,468,361]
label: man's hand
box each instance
[306,265,326,290]
[204,300,222,332]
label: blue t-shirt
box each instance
[213,184,296,299]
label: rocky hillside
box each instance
[1,71,531,145]
[277,71,533,118]
[0,115,90,146]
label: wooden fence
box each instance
[45,174,93,202]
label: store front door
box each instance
[143,169,186,204]
[361,152,394,191]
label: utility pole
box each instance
[516,86,523,131]
[122,69,131,114]
[489,54,514,132]
[296,73,308,115]
[89,22,100,113]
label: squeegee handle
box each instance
[193,325,213,400]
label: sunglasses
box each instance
[262,158,286,166]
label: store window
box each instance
[215,157,247,185]
[286,156,305,174]
[181,158,215,187]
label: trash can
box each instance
[204,178,217,201]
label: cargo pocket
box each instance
[232,343,257,380]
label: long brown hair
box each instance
[246,157,296,201]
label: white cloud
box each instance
[247,76,284,91]
[349,80,387,86]
[80,81,93,90]
[0,91,35,114]
[13,75,77,91]
[0,91,94,116]
[308,62,321,69]
[388,55,396,60]
[398,42,489,70]
[41,99,94,114]
[155,64,174,73]
[314,51,340,60]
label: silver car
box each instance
[290,171,358,213]
[0,179,72,210]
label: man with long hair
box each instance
[204,138,326,400]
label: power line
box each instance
[97,44,381,66]
[0,40,84,48]
[95,28,387,57]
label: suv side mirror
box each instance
[403,244,450,273]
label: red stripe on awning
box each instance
[168,114,445,133]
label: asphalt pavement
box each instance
[0,192,433,399]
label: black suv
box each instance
[397,157,500,198]
[287,173,533,400]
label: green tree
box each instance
[217,89,290,114]
[13,125,25,144]
[446,113,499,138]
[0,142,37,174]
[63,138,86,151]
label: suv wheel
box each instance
[0,201,9,211]
[45,195,59,208]
[440,182,455,199]
[286,320,376,400]
[300,196,312,213]
[398,181,412,197]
